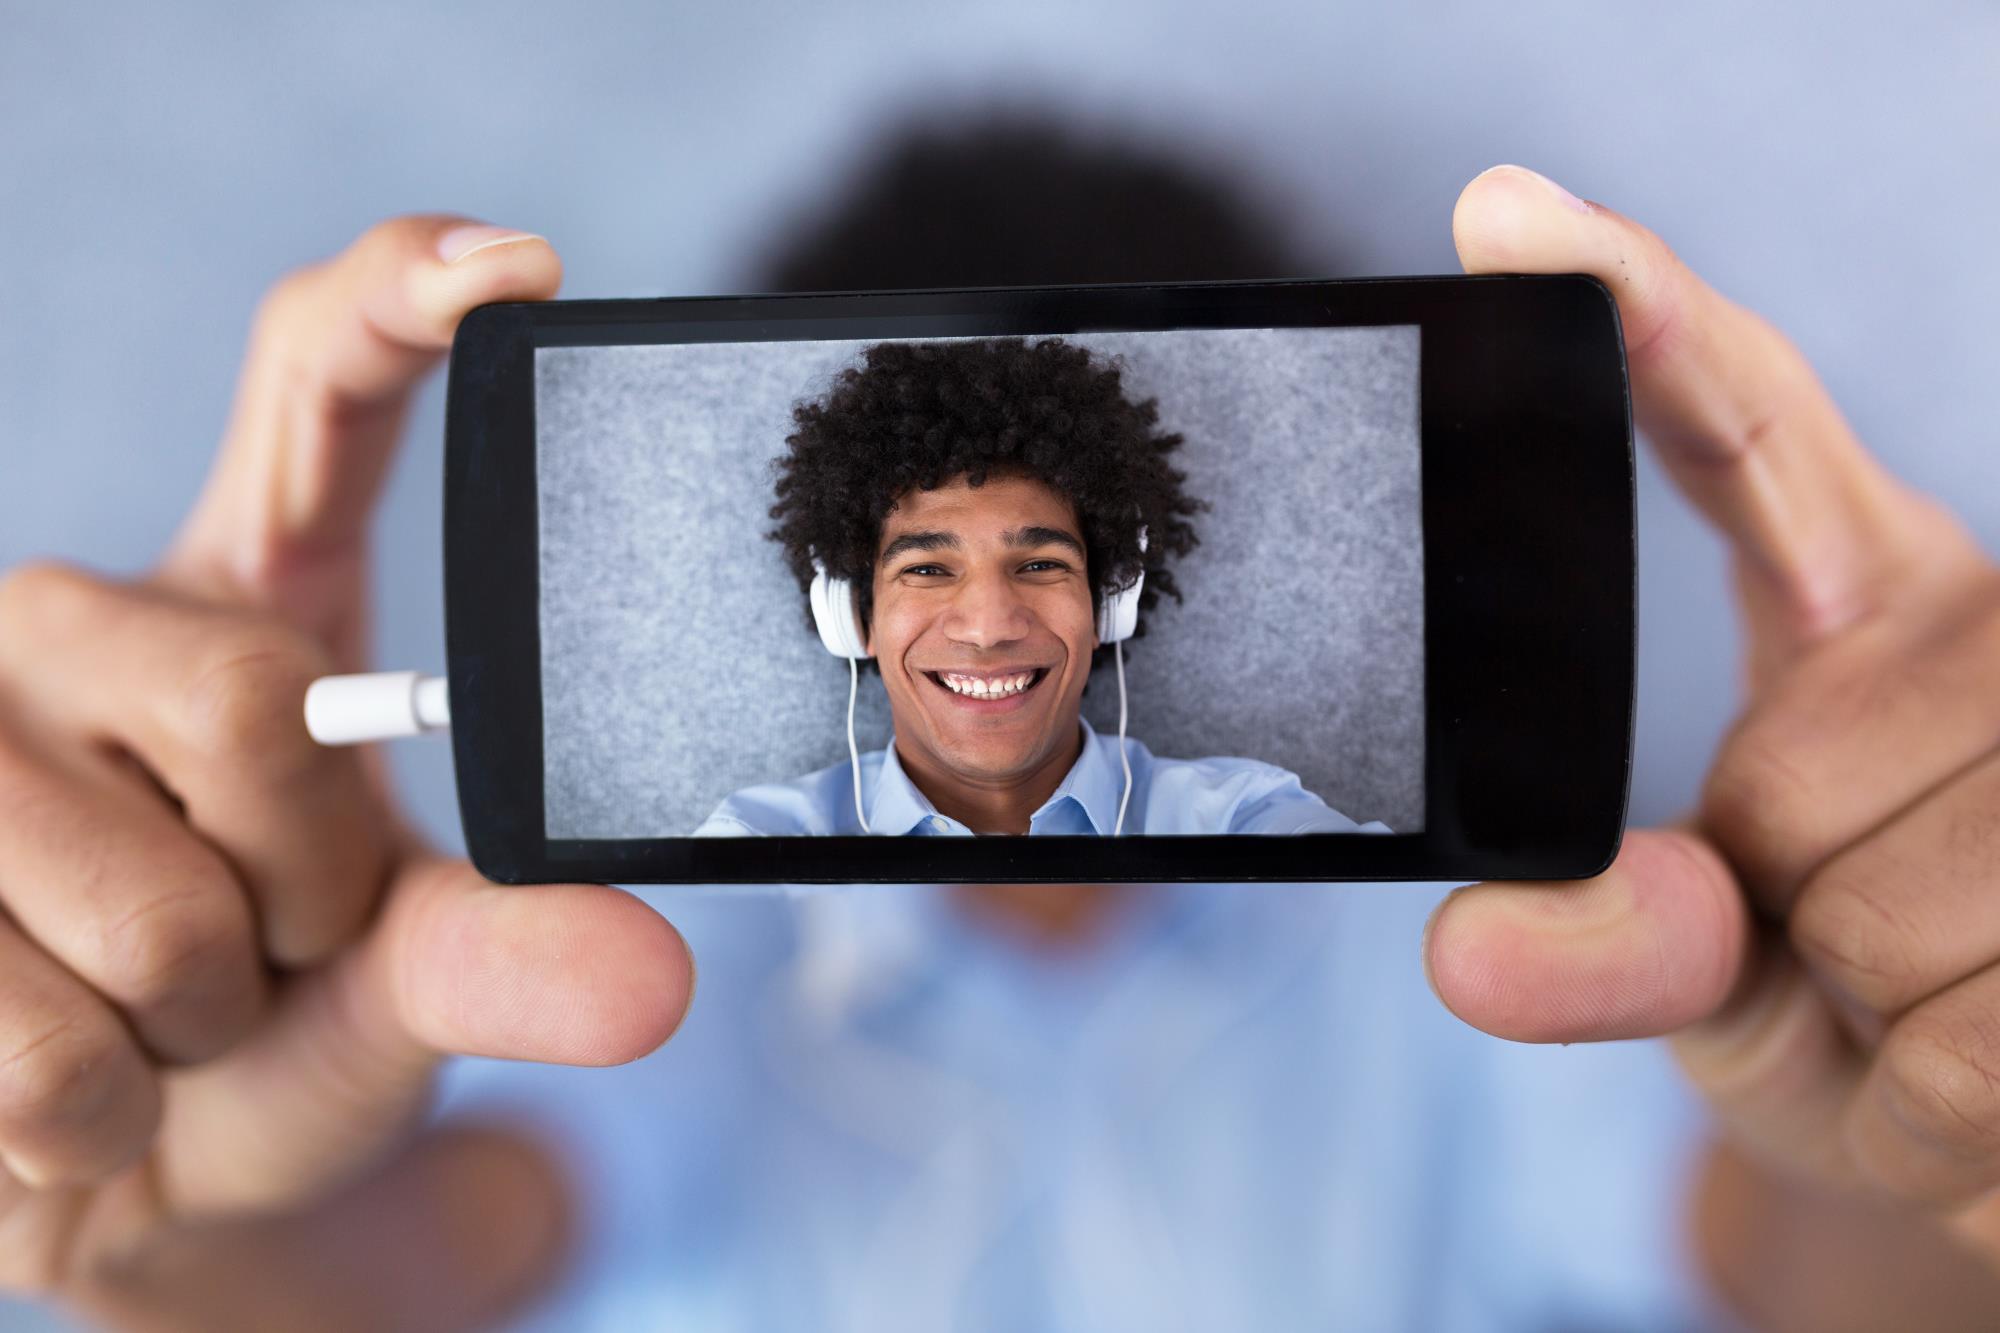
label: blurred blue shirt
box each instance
[434,725,1728,1331]
[693,718,1392,837]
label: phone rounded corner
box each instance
[1578,821,1628,880]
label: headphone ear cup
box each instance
[810,562,872,659]
[1097,570,1144,644]
[1096,520,1160,644]
[1096,523,1149,645]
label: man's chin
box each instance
[900,693,1082,784]
[929,746,1040,785]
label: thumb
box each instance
[146,857,693,1218]
[1423,825,1751,1043]
[159,215,561,666]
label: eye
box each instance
[902,563,949,577]
[1022,559,1070,573]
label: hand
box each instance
[0,218,696,1330]
[1424,167,2000,1264]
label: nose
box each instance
[940,565,1034,651]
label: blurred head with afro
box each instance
[768,335,1204,679]
[746,104,1338,808]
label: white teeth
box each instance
[940,671,1035,698]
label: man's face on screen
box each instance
[866,473,1095,787]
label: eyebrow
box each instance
[879,525,1086,565]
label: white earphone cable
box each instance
[1113,637,1133,836]
[848,653,871,833]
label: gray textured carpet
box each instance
[536,324,1423,838]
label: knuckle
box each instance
[0,1014,121,1136]
[248,217,428,363]
[1880,1018,2000,1159]
[172,621,329,779]
[1788,867,1924,1012]
[1941,767,2000,870]
[91,885,244,1016]
[1613,232,1693,367]
[1699,721,1827,891]
[0,741,63,827]
[358,213,439,252]
[250,264,325,340]
[0,559,98,645]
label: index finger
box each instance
[160,215,562,663]
[1452,165,1955,678]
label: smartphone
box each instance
[443,277,1633,885]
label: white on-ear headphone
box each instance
[809,562,873,659]
[810,526,1147,837]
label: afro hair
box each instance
[767,335,1209,675]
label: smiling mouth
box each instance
[922,667,1051,704]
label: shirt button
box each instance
[929,816,948,832]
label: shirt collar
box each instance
[866,715,1125,837]
[866,738,944,837]
[1043,715,1124,836]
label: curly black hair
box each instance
[768,336,1209,676]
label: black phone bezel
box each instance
[445,276,1633,884]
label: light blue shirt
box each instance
[421,721,1730,1331]
[431,882,1726,1332]
[694,717,1394,837]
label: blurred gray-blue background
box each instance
[3,1,1997,1326]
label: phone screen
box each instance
[531,325,1423,841]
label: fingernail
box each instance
[0,1145,51,1189]
[1488,164,1592,215]
[1419,897,1445,998]
[437,223,545,264]
[681,931,699,1020]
